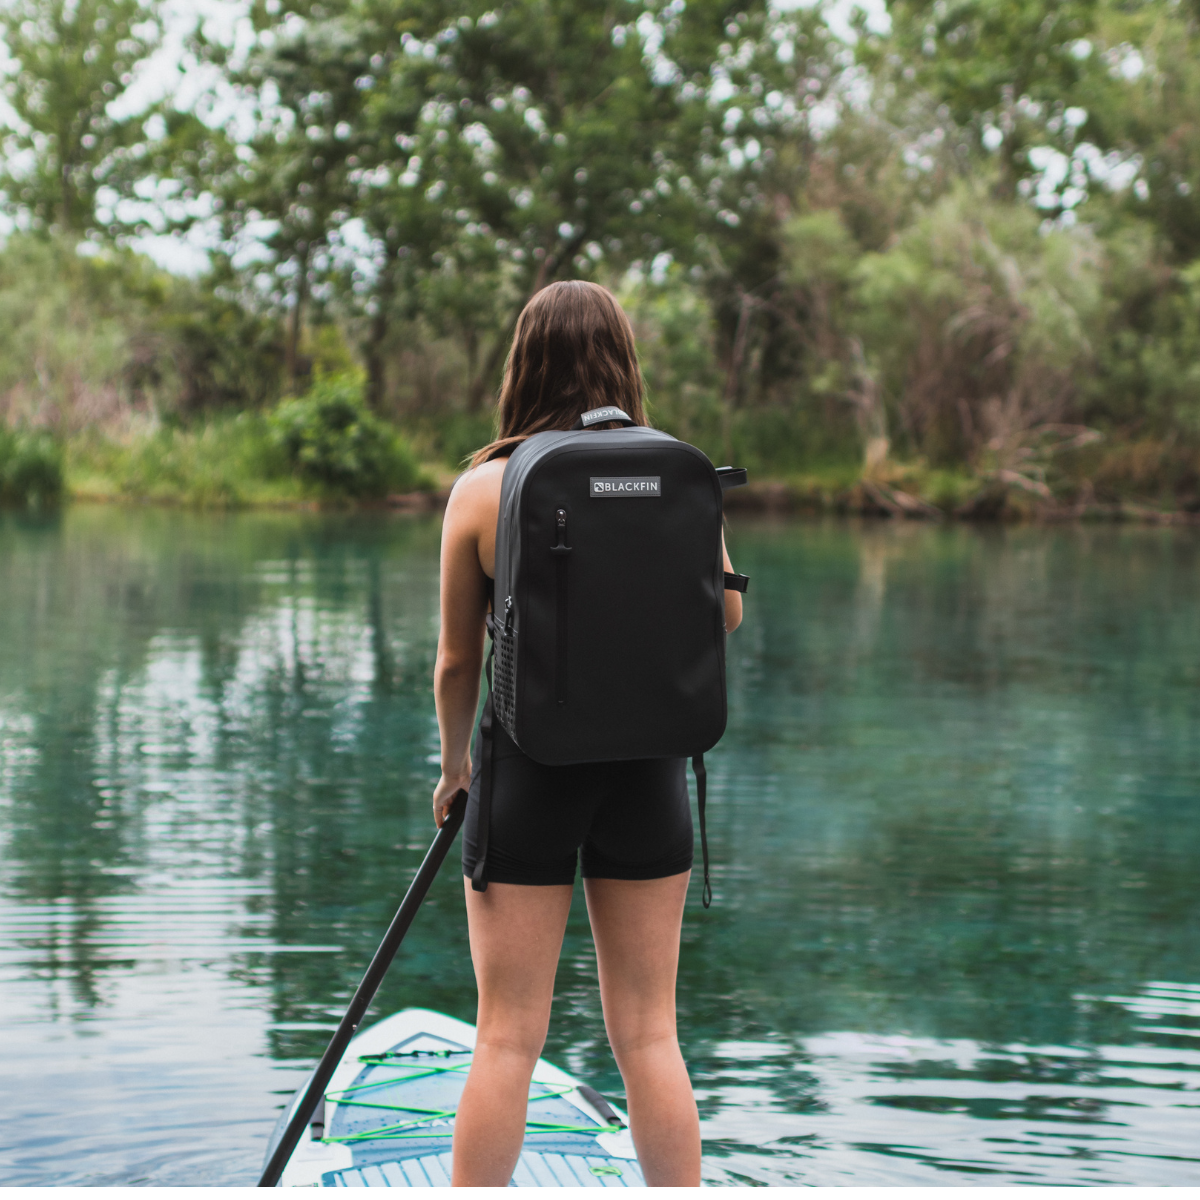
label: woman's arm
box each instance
[722,530,742,633]
[432,474,490,826]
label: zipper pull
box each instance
[504,595,514,634]
[551,508,572,554]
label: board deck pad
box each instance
[266,1009,644,1187]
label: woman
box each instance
[431,280,742,1187]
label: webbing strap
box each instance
[692,754,712,908]
[471,649,495,893]
[551,508,571,706]
[555,552,569,704]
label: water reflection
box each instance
[1,511,1198,1184]
[701,1024,1200,1185]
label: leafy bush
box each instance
[0,234,286,431]
[0,427,64,507]
[68,413,295,508]
[271,376,420,498]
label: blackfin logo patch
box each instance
[590,476,662,497]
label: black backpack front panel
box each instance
[493,428,726,765]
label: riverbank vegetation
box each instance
[1,0,1199,515]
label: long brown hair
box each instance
[470,281,648,467]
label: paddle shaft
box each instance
[257,791,467,1187]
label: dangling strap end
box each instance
[692,753,712,910]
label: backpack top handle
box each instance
[573,406,637,430]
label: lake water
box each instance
[1,508,1198,1186]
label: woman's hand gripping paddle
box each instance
[257,790,468,1187]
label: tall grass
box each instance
[69,415,296,508]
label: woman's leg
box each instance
[583,871,700,1187]
[451,879,574,1186]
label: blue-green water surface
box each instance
[1,509,1197,1185]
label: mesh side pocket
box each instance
[493,626,516,734]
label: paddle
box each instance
[258,790,468,1188]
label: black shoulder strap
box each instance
[724,572,749,593]
[692,754,712,908]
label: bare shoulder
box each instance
[448,459,506,512]
[446,459,508,577]
[445,459,507,543]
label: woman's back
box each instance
[430,281,741,1186]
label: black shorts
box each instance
[461,721,694,887]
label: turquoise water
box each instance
[1,509,1197,1185]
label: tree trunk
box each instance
[285,243,309,394]
[60,160,73,232]
[364,252,396,412]
[467,311,520,411]
[848,339,889,477]
[993,87,1020,202]
[721,292,754,465]
[462,325,480,412]
[465,240,585,410]
[365,308,389,412]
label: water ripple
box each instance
[2,512,1199,1185]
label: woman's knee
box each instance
[603,1011,679,1061]
[475,995,553,1061]
[473,1024,548,1069]
[607,1030,685,1086]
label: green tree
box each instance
[355,0,712,408]
[879,0,1103,197]
[214,0,774,411]
[0,0,162,234]
[661,5,870,437]
[198,7,372,393]
[1085,1,1200,261]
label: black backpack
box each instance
[473,405,748,906]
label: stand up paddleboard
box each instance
[264,1008,645,1187]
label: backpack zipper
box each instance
[550,507,572,705]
